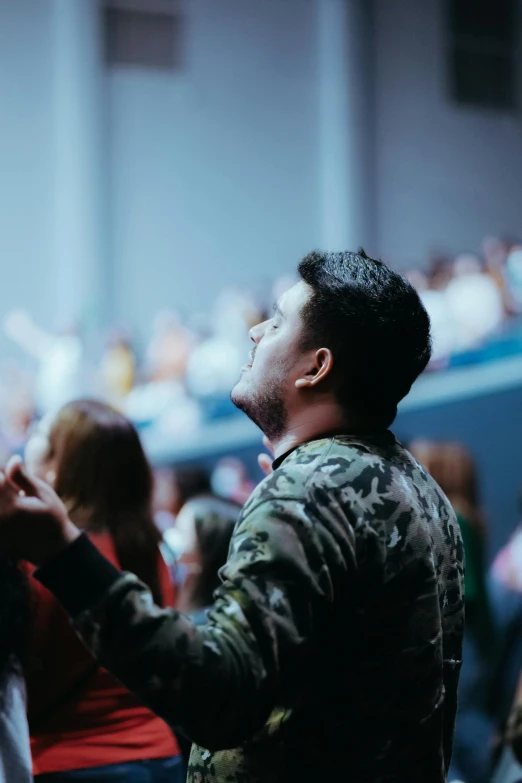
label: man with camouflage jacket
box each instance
[0,250,464,782]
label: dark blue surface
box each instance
[395,385,522,560]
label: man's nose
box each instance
[249,320,268,344]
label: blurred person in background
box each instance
[153,464,212,536]
[506,246,522,314]
[482,237,509,311]
[445,254,504,351]
[405,269,456,365]
[210,457,255,505]
[154,464,214,580]
[3,310,85,417]
[170,465,213,517]
[99,332,136,407]
[0,556,32,783]
[0,360,36,455]
[173,495,240,623]
[0,250,464,783]
[23,400,184,783]
[146,311,194,384]
[427,253,455,292]
[410,440,496,783]
[170,495,239,764]
[185,289,261,415]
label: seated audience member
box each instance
[23,400,184,783]
[153,464,212,536]
[0,555,32,783]
[174,495,240,624]
[410,440,496,783]
[171,465,213,514]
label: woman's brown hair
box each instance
[47,400,163,605]
[408,440,484,533]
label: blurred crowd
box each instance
[405,237,522,366]
[13,395,522,783]
[0,284,274,459]
[2,237,522,781]
[1,237,522,462]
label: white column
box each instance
[318,0,374,251]
[52,0,108,338]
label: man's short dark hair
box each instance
[298,249,431,428]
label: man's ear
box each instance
[295,348,333,389]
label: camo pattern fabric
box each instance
[73,432,464,783]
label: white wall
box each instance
[374,0,522,269]
[0,0,55,353]
[108,0,321,337]
[3,0,522,353]
[0,0,106,360]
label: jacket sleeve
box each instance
[36,494,353,750]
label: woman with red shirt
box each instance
[23,400,184,782]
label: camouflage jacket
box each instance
[37,432,464,783]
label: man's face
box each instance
[231,281,313,440]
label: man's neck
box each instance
[271,405,348,461]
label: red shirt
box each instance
[25,532,181,775]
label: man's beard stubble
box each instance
[231,379,288,442]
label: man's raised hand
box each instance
[257,436,274,477]
[0,456,80,564]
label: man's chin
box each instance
[231,379,259,422]
[230,380,248,412]
[230,381,286,441]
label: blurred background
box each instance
[3,1,522,780]
[1,1,522,557]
